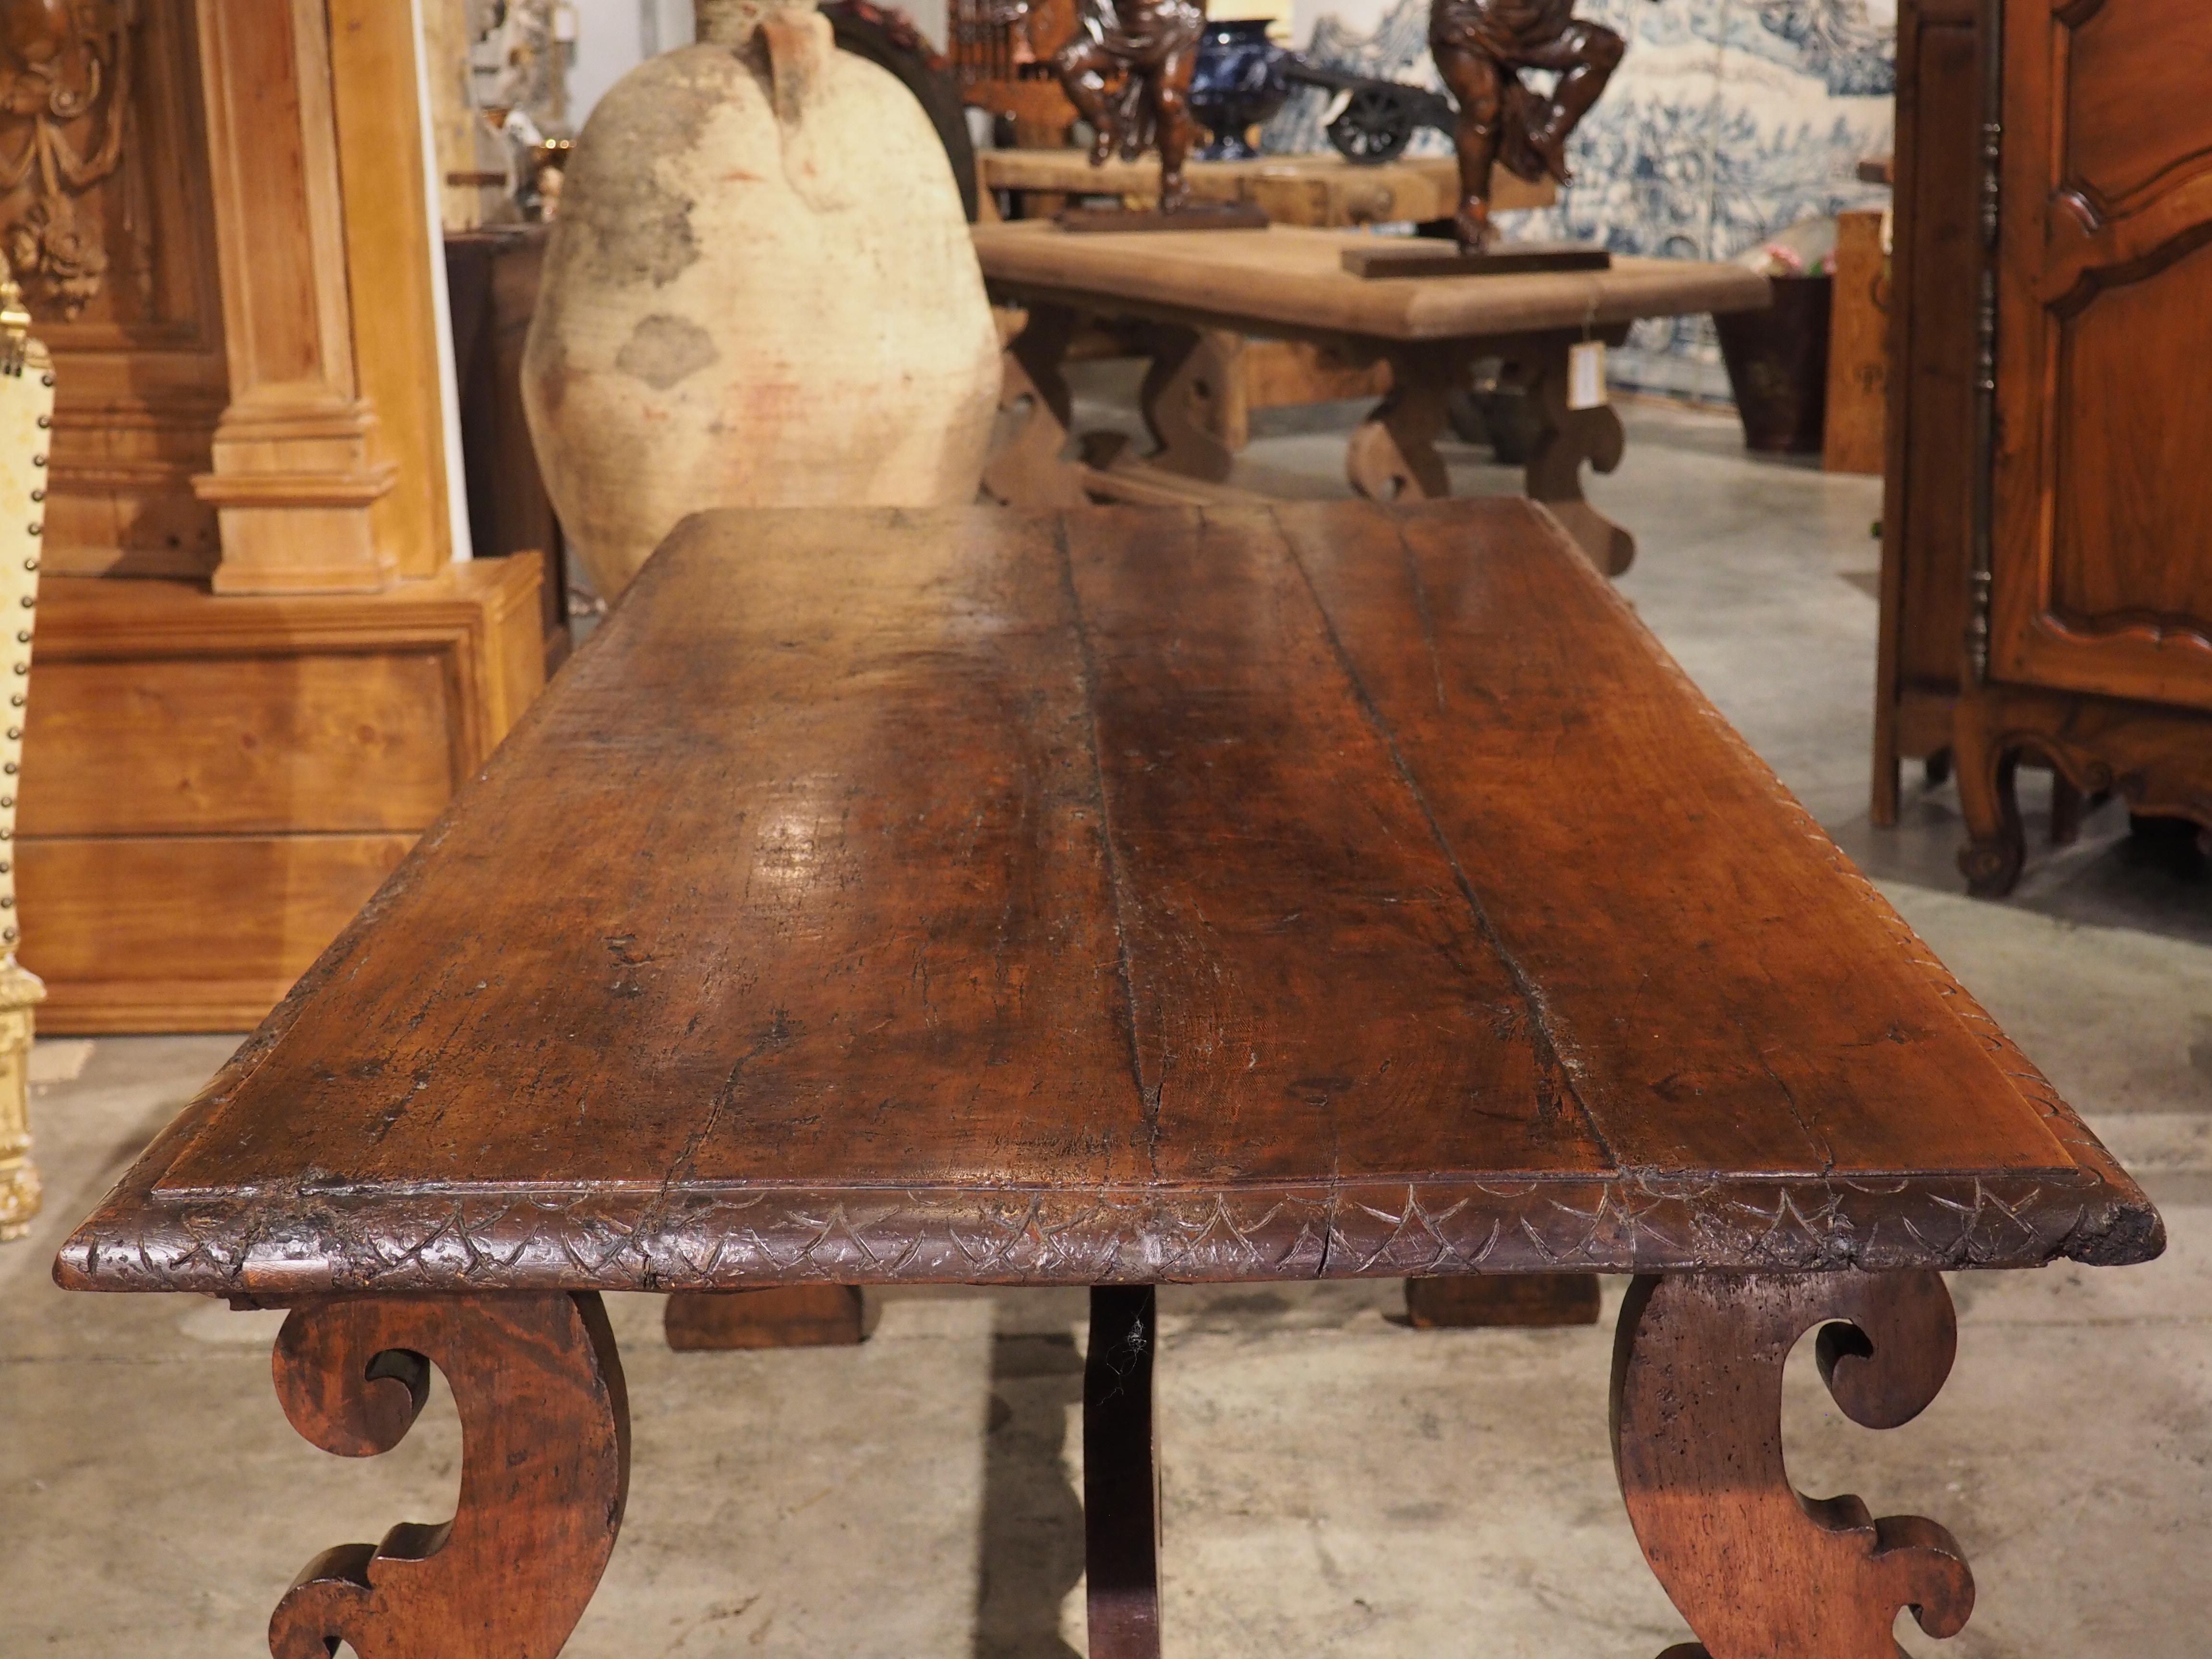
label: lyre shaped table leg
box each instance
[983,303,1089,507]
[1346,347,1457,502]
[1085,1285,1161,1659]
[267,1292,630,1659]
[1610,1271,1973,1659]
[1134,325,1239,483]
[1519,332,1634,576]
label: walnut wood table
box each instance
[974,223,1770,574]
[60,502,2158,1659]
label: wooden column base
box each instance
[1405,1273,1601,1327]
[664,1286,866,1350]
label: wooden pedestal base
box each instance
[1406,1273,1600,1327]
[664,1286,867,1350]
[268,1293,629,1659]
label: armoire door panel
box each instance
[2060,0,2212,220]
[1992,0,2212,714]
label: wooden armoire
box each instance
[1873,0,2212,896]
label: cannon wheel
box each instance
[1326,86,1417,166]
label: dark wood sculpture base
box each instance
[664,1286,867,1350]
[1342,240,1612,279]
[1406,1273,1601,1327]
[1057,203,1269,233]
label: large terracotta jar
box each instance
[522,0,1001,598]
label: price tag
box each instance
[1568,340,1609,411]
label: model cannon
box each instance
[1186,19,1453,165]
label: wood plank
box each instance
[21,652,460,836]
[977,151,1554,226]
[19,831,413,998]
[974,223,1770,343]
[153,510,1149,1195]
[1823,209,1888,475]
[1280,499,2069,1177]
[1061,508,1610,1186]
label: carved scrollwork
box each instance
[267,1292,630,1659]
[1611,1271,1974,1659]
[0,0,135,317]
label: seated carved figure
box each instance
[1047,0,1207,211]
[1430,0,1637,249]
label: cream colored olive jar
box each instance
[522,0,1001,598]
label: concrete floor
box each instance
[4,398,2208,1658]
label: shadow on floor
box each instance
[974,1298,1087,1659]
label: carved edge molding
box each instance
[1609,525,2158,1257]
[54,1161,2158,1298]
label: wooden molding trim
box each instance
[328,0,456,580]
[192,0,393,592]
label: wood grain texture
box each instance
[267,1292,628,1659]
[1611,1271,1973,1659]
[18,559,544,1034]
[20,653,459,836]
[1991,0,2212,715]
[326,0,453,579]
[664,1286,866,1349]
[974,223,1768,343]
[55,504,2161,1298]
[1821,210,1888,476]
[1405,1274,1599,1327]
[192,0,395,593]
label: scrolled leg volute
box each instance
[267,1292,630,1659]
[1610,1271,1973,1659]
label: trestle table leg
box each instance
[1610,1270,1973,1659]
[265,1292,629,1659]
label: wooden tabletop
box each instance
[973,222,1772,341]
[60,503,2158,1299]
[976,150,1553,227]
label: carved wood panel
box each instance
[0,0,228,578]
[1990,0,2212,712]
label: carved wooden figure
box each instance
[995,0,1205,212]
[1429,0,1639,249]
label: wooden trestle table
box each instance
[60,501,2159,1659]
[974,223,1770,574]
